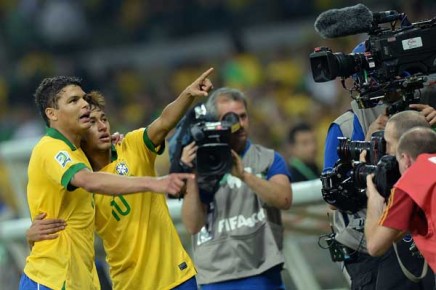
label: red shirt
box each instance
[379,187,428,236]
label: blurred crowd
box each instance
[0,0,436,218]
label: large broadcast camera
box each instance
[310,4,436,113]
[190,107,241,176]
[168,104,241,201]
[321,131,401,213]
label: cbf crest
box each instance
[115,161,129,176]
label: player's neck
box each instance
[52,125,83,148]
[88,149,111,171]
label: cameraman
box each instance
[365,127,436,271]
[180,87,292,290]
[324,90,436,289]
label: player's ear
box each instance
[404,153,413,169]
[45,107,58,122]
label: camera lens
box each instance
[337,138,371,162]
[352,163,377,189]
[196,144,232,176]
[310,49,368,82]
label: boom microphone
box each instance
[314,4,373,38]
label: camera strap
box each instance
[393,242,428,283]
[347,216,365,231]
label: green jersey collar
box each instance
[111,144,118,162]
[46,127,77,151]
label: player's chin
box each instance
[98,140,112,150]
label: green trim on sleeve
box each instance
[61,163,88,191]
[143,128,165,155]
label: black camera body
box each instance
[168,104,240,202]
[311,18,436,83]
[352,155,401,199]
[191,120,233,176]
[321,131,400,213]
[310,11,436,111]
[321,161,367,214]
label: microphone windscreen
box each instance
[314,4,373,38]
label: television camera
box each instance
[310,4,436,113]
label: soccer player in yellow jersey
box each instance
[21,74,211,290]
[83,89,199,290]
[25,70,214,289]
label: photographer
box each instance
[320,26,436,285]
[325,105,436,288]
[180,88,292,290]
[365,127,436,271]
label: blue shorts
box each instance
[200,265,284,290]
[172,276,197,290]
[19,273,52,290]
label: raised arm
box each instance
[71,169,194,196]
[147,68,214,145]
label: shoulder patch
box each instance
[55,151,72,168]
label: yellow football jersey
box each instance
[94,128,196,290]
[24,128,99,290]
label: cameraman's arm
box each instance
[365,175,404,256]
[409,104,436,126]
[147,68,213,145]
[231,151,292,210]
[365,113,388,141]
[182,177,207,234]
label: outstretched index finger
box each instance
[196,67,214,83]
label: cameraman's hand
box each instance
[230,150,245,180]
[366,174,384,203]
[365,113,388,141]
[181,141,197,168]
[359,150,367,163]
[409,104,436,126]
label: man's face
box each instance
[216,99,248,152]
[384,122,398,155]
[290,131,317,163]
[50,85,90,133]
[82,108,112,152]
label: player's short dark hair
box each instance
[34,76,82,126]
[84,91,106,111]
